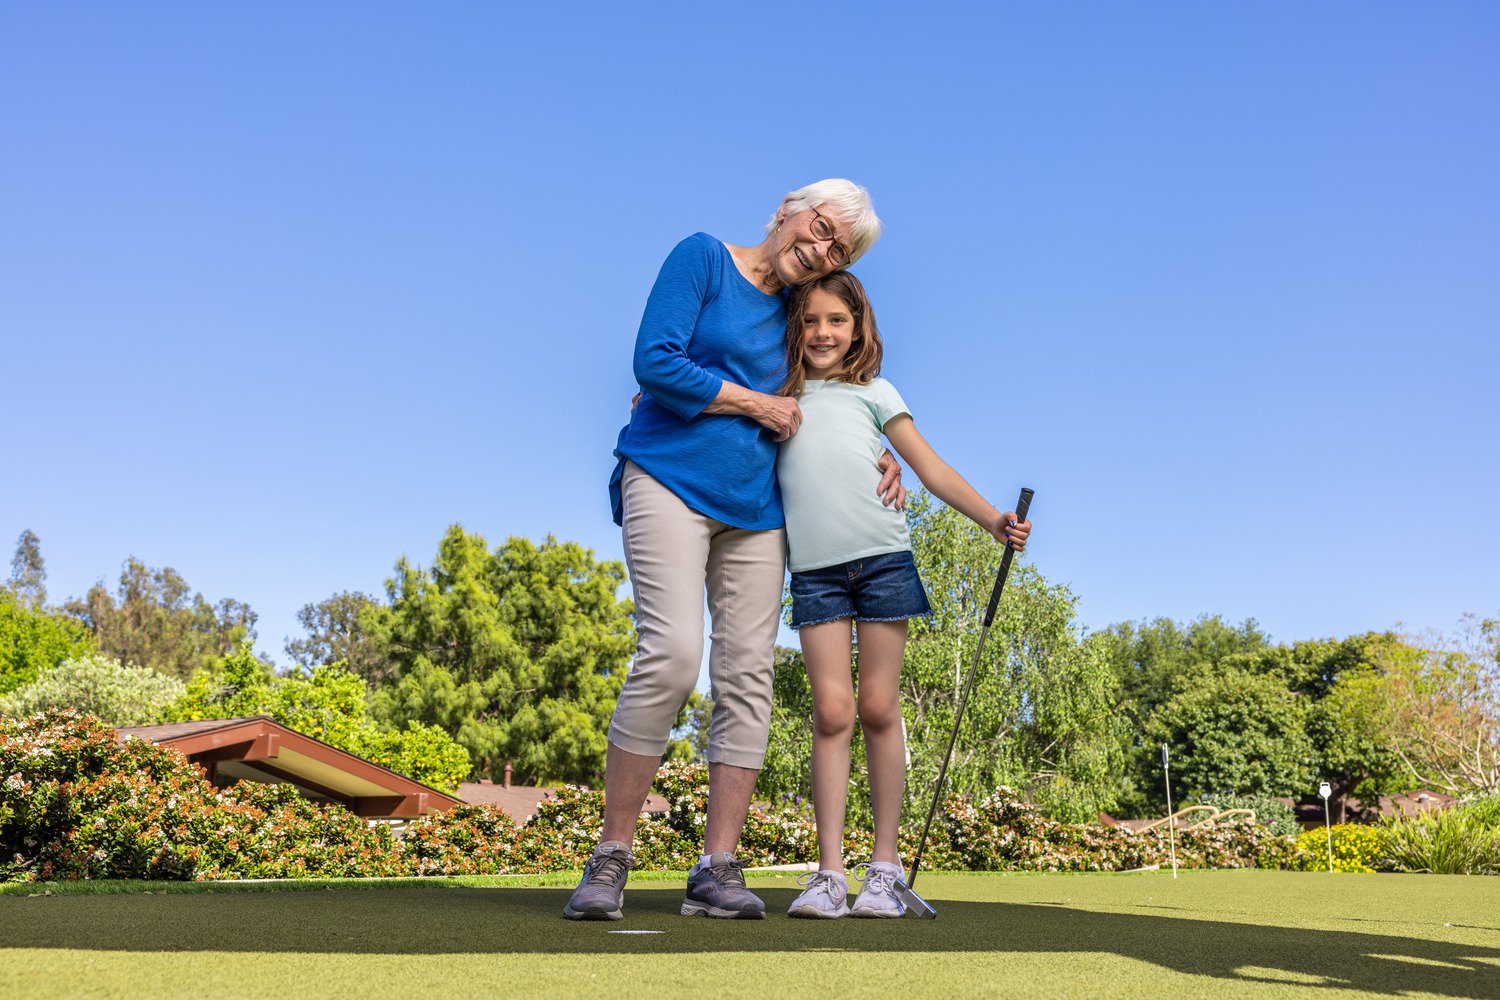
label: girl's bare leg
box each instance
[800,618,857,873]
[853,619,909,866]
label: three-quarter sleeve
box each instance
[632,236,726,421]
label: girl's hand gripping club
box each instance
[894,487,1035,919]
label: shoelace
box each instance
[708,856,749,889]
[586,850,632,885]
[795,870,846,900]
[853,863,899,895]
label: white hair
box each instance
[766,178,882,264]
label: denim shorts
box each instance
[789,549,933,629]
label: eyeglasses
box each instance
[807,207,851,268]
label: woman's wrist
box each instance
[705,381,761,418]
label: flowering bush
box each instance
[1291,823,1383,872]
[936,788,1292,873]
[400,803,523,875]
[1,711,396,881]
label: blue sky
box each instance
[3,2,1496,666]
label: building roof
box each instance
[118,715,461,819]
[457,781,669,825]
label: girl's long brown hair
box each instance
[778,270,883,397]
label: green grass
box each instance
[3,870,1498,999]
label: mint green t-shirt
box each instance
[776,378,913,573]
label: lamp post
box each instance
[1318,780,1333,874]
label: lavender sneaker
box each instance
[787,869,850,919]
[850,861,906,918]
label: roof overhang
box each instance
[117,716,461,818]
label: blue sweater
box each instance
[610,233,788,529]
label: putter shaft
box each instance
[904,488,1034,904]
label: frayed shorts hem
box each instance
[792,611,931,630]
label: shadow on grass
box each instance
[2,885,1497,997]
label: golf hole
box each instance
[607,930,665,935]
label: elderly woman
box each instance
[566,180,897,921]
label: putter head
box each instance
[894,877,937,919]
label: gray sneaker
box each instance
[681,852,765,919]
[563,841,633,920]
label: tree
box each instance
[65,559,256,679]
[1097,615,1271,732]
[1375,615,1500,796]
[1286,633,1408,818]
[1145,667,1317,801]
[0,653,185,725]
[6,530,46,608]
[366,526,638,785]
[1099,617,1408,816]
[284,591,390,685]
[171,642,470,791]
[0,590,93,695]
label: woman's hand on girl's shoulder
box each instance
[991,513,1031,551]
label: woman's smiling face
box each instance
[772,206,853,287]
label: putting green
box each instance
[2,870,1497,998]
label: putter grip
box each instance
[981,487,1034,627]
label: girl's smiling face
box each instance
[799,286,857,379]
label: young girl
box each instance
[777,271,1031,918]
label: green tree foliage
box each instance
[365,526,636,785]
[1096,615,1271,736]
[6,530,46,608]
[170,643,470,791]
[65,559,256,680]
[284,590,390,685]
[1099,617,1408,816]
[1145,667,1316,800]
[0,590,93,695]
[758,492,1122,825]
[0,653,186,725]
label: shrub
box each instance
[0,711,397,881]
[1198,793,1301,838]
[1380,808,1500,875]
[0,654,185,725]
[1292,823,1383,872]
[1456,794,1500,829]
[938,788,1287,873]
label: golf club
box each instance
[895,486,1034,919]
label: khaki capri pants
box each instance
[609,461,786,770]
